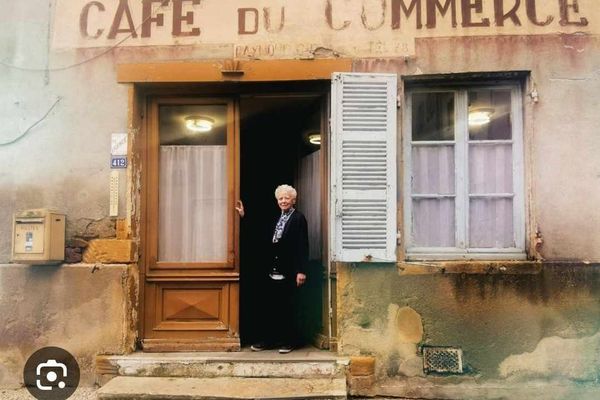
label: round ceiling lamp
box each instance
[468,108,494,127]
[185,116,215,133]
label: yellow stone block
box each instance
[83,239,136,263]
[350,356,375,376]
[116,219,129,240]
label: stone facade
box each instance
[1,1,599,398]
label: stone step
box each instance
[97,349,348,379]
[97,376,348,399]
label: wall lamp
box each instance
[308,133,321,145]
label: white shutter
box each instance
[330,73,397,262]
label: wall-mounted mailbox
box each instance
[12,209,65,264]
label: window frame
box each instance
[403,82,526,261]
[147,96,238,271]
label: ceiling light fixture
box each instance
[185,116,214,133]
[468,108,494,127]
[308,133,321,145]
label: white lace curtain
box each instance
[159,145,227,262]
[296,150,321,261]
[412,143,514,248]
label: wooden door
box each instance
[142,97,240,351]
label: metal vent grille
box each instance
[342,140,387,190]
[423,347,463,374]
[342,199,387,249]
[342,81,388,132]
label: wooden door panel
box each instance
[155,282,229,331]
[142,96,240,351]
[147,281,239,334]
[144,282,240,348]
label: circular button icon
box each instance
[23,347,80,400]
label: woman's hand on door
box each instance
[235,200,245,218]
[296,273,306,287]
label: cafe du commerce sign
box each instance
[53,0,597,58]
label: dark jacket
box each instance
[271,209,309,278]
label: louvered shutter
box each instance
[330,73,397,262]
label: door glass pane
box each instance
[412,92,454,141]
[469,144,513,194]
[412,145,455,195]
[158,104,228,262]
[469,198,514,248]
[412,198,455,247]
[468,89,511,140]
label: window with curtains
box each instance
[158,103,229,263]
[403,84,525,260]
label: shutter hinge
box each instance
[397,230,402,245]
[397,95,401,108]
[530,89,539,103]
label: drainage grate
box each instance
[422,347,463,374]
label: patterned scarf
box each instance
[272,208,295,243]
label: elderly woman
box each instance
[236,184,308,353]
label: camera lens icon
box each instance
[36,359,68,391]
[24,347,79,400]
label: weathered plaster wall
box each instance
[337,263,600,397]
[0,1,129,263]
[346,32,600,398]
[355,34,600,262]
[0,264,138,389]
[354,35,600,260]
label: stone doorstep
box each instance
[97,376,347,400]
[97,350,350,380]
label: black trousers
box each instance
[257,275,299,346]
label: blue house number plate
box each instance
[111,157,127,169]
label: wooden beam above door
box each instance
[117,59,352,83]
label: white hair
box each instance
[274,184,297,199]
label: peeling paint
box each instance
[499,331,600,381]
[396,306,423,344]
[338,263,600,383]
[338,268,425,379]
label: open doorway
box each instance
[239,93,325,347]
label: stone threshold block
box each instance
[96,350,349,380]
[97,376,347,399]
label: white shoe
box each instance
[251,343,267,351]
[278,345,293,354]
